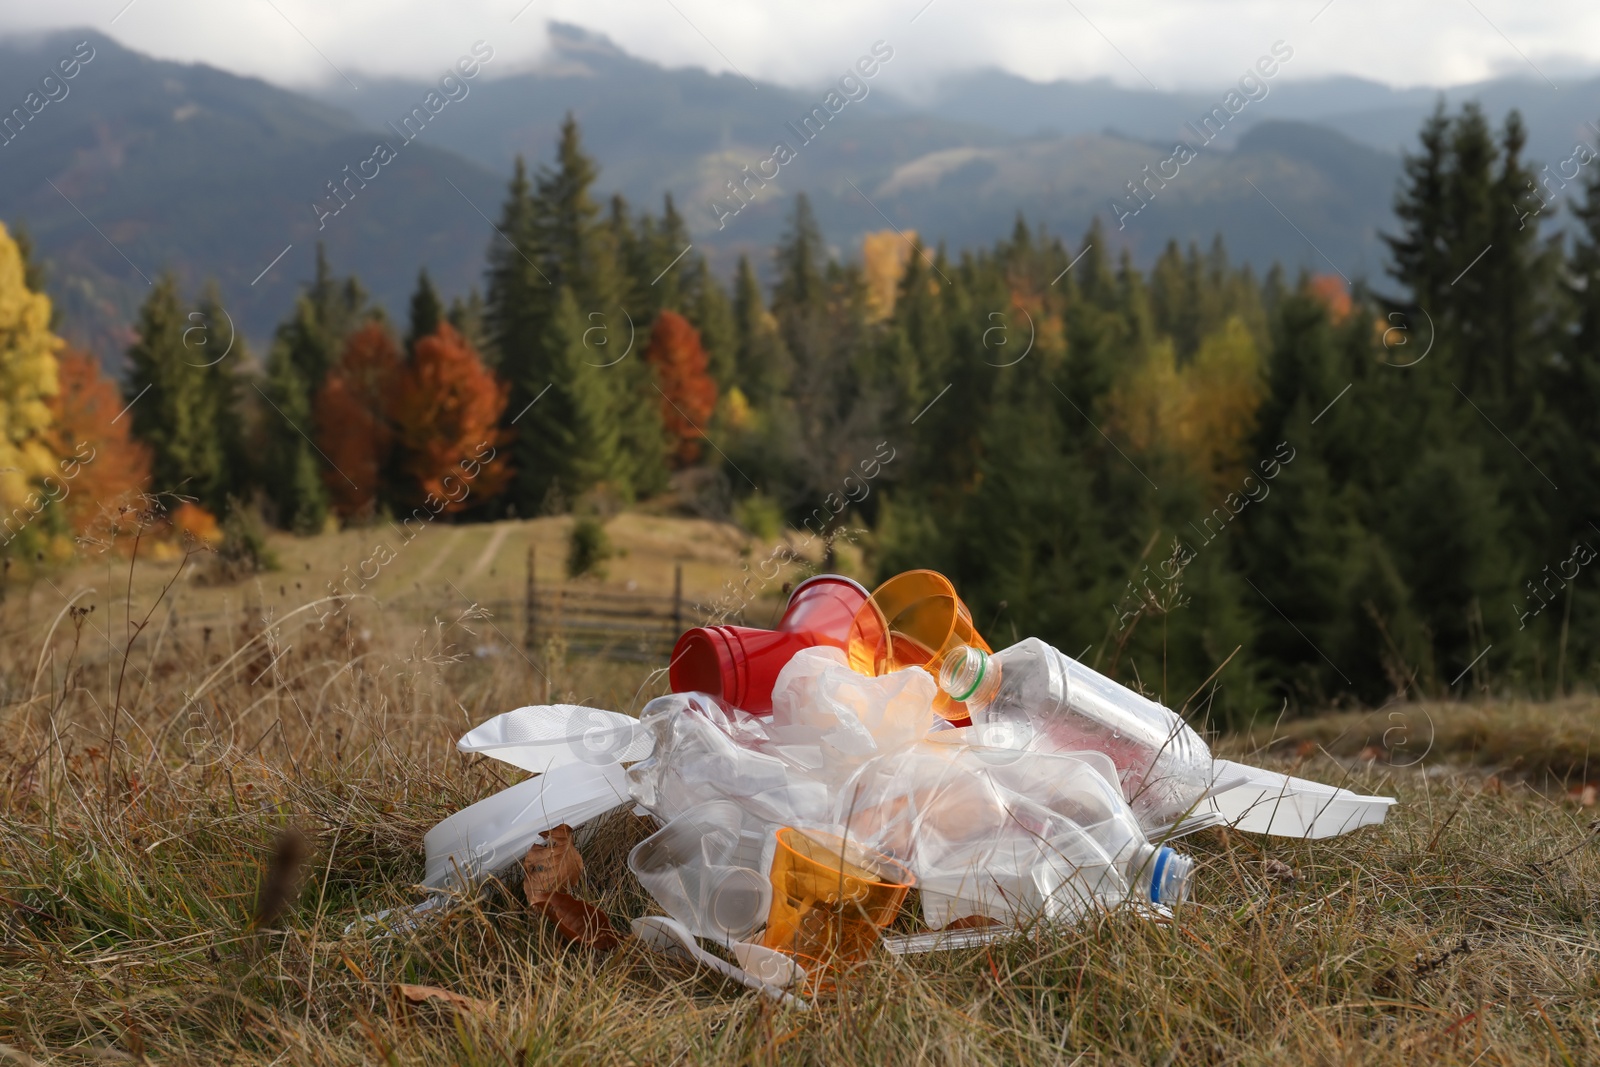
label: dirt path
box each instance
[414,527,466,586]
[464,523,514,582]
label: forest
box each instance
[2,102,1596,724]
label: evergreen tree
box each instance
[532,114,618,306]
[609,194,651,315]
[1376,102,1559,685]
[772,193,826,324]
[650,193,691,312]
[535,117,663,499]
[447,289,488,353]
[514,286,626,507]
[684,258,737,388]
[195,283,244,505]
[406,268,443,354]
[484,156,543,374]
[125,275,234,513]
[259,331,329,534]
[731,254,791,407]
[255,249,366,530]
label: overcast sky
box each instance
[2,0,1597,95]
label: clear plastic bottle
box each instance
[938,637,1214,827]
[844,746,1194,927]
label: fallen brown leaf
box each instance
[527,890,622,951]
[395,984,493,1015]
[1263,858,1297,884]
[522,824,584,901]
[944,914,1001,930]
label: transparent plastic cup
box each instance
[760,827,913,974]
[628,800,773,942]
[844,570,993,722]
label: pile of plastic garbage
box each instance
[414,571,1394,1004]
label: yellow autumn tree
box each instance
[862,229,916,323]
[1108,336,1183,457]
[1106,314,1263,493]
[1181,315,1265,489]
[0,222,62,551]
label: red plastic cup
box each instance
[669,626,819,714]
[777,574,869,649]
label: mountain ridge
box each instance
[4,22,1577,361]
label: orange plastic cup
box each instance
[845,569,993,720]
[760,828,913,976]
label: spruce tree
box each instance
[731,255,791,407]
[1377,103,1558,684]
[195,283,244,508]
[259,297,332,532]
[447,289,488,353]
[772,193,826,324]
[533,116,663,499]
[514,286,626,507]
[685,260,737,390]
[406,269,443,354]
[608,194,651,315]
[532,114,616,305]
[651,193,691,312]
[484,156,543,374]
[125,275,234,513]
[255,249,366,529]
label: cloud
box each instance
[1,0,1596,93]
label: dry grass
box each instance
[1237,698,1600,788]
[2,529,1599,1065]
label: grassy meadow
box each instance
[2,515,1598,1065]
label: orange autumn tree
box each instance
[644,310,717,467]
[1306,274,1352,324]
[390,323,509,513]
[48,348,152,536]
[314,321,400,521]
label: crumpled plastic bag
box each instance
[627,691,832,830]
[765,646,939,776]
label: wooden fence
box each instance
[15,543,751,676]
[522,549,745,662]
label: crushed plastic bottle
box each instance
[939,637,1214,828]
[840,744,1194,928]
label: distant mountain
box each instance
[0,29,504,360]
[906,63,1600,162]
[1,22,1584,362]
